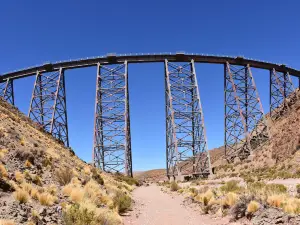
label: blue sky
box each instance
[0,0,300,171]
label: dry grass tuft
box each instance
[267,194,285,208]
[0,164,8,178]
[0,220,15,225]
[83,166,91,175]
[21,182,33,194]
[247,200,260,213]
[70,188,84,203]
[222,192,238,207]
[30,188,39,200]
[15,171,24,183]
[24,159,32,168]
[56,168,73,185]
[38,192,55,206]
[13,189,30,203]
[47,184,57,195]
[282,198,300,214]
[20,137,26,146]
[170,181,179,192]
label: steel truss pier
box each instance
[28,69,69,146]
[165,59,211,178]
[93,62,132,176]
[0,79,14,105]
[225,63,269,162]
[270,69,295,120]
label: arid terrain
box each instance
[0,99,137,224]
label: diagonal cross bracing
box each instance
[93,62,132,176]
[0,78,14,105]
[28,69,69,146]
[225,63,269,162]
[165,59,211,178]
[270,69,295,120]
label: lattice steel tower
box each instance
[93,62,132,177]
[0,78,14,105]
[28,69,69,146]
[225,63,269,162]
[270,69,295,120]
[165,59,211,178]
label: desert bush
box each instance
[265,184,287,194]
[31,175,42,186]
[230,195,252,220]
[30,188,39,200]
[15,171,24,183]
[56,168,73,185]
[21,182,33,194]
[188,187,198,196]
[63,203,121,225]
[267,194,285,207]
[38,193,55,206]
[90,168,104,185]
[115,173,139,186]
[170,181,179,192]
[24,159,32,168]
[113,190,132,214]
[0,164,8,178]
[47,184,57,195]
[63,204,95,225]
[247,200,260,214]
[13,189,29,203]
[70,188,84,203]
[177,189,184,194]
[220,180,241,193]
[222,192,238,208]
[283,198,300,214]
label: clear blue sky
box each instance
[1,0,300,171]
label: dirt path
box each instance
[123,184,234,225]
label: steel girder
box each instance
[165,59,211,178]
[0,79,14,105]
[270,69,295,120]
[93,62,132,177]
[225,63,269,162]
[28,69,69,146]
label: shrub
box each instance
[177,189,184,194]
[265,184,287,194]
[56,168,73,185]
[38,193,55,206]
[113,190,132,214]
[31,175,42,186]
[220,180,241,193]
[230,195,252,220]
[47,184,57,195]
[70,188,84,203]
[13,189,29,203]
[15,171,24,183]
[91,169,104,185]
[170,181,179,192]
[222,192,238,207]
[30,188,39,200]
[267,194,285,207]
[63,204,94,225]
[115,173,139,186]
[283,198,300,214]
[24,160,32,168]
[247,201,260,214]
[0,164,8,178]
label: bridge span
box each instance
[0,52,299,179]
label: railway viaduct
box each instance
[1,52,299,178]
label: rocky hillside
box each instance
[0,99,136,225]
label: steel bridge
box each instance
[1,52,299,178]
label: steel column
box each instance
[28,69,69,146]
[93,62,132,176]
[0,78,14,105]
[225,63,269,162]
[165,59,211,177]
[270,69,295,120]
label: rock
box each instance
[252,208,293,225]
[0,178,15,192]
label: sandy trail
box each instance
[123,184,233,225]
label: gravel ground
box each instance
[123,184,239,225]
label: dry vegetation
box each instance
[0,98,137,224]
